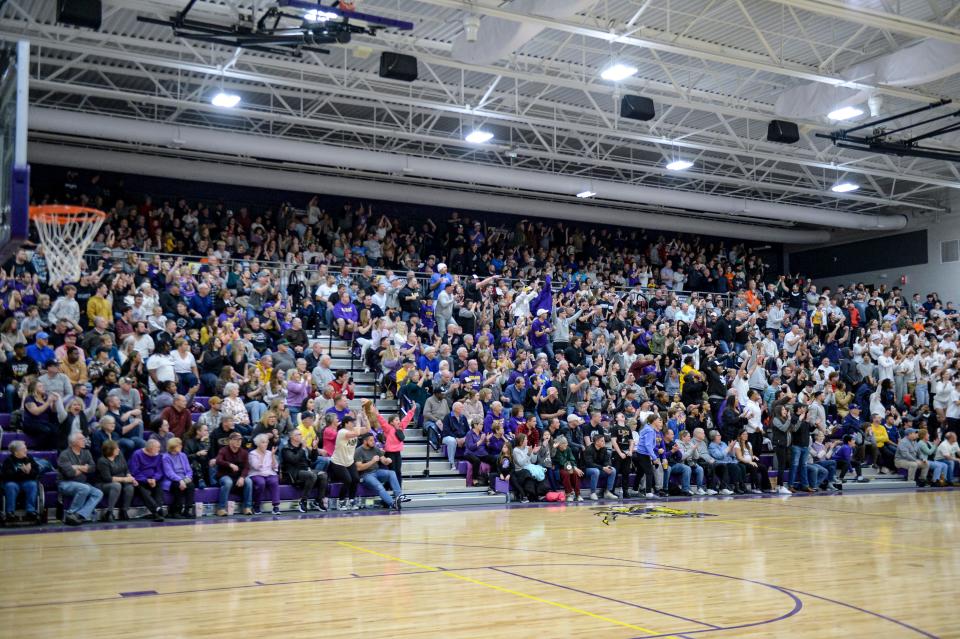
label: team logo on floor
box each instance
[593,504,717,526]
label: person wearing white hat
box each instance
[429,263,452,301]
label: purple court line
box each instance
[0,561,611,612]
[119,590,157,598]
[778,586,939,639]
[360,539,940,638]
[487,567,719,630]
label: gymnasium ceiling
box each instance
[2,0,959,236]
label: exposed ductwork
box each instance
[28,142,833,243]
[450,0,597,65]
[775,39,960,120]
[29,108,909,233]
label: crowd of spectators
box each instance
[1,169,959,525]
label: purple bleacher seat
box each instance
[458,460,491,485]
[194,396,210,410]
[0,413,11,429]
[1,431,41,449]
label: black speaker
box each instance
[379,52,418,82]
[767,119,799,144]
[57,0,102,29]
[620,95,655,121]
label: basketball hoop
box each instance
[29,205,107,285]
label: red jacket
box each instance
[161,406,193,437]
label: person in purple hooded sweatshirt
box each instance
[464,418,497,486]
[332,291,358,338]
[129,438,166,521]
[529,308,552,359]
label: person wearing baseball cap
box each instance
[429,263,453,300]
[26,331,56,368]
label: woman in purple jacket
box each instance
[162,437,195,518]
[464,418,498,486]
[129,439,166,522]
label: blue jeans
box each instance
[177,372,198,394]
[815,459,837,483]
[584,466,617,494]
[4,383,18,413]
[667,463,703,491]
[806,463,828,488]
[928,460,949,482]
[118,436,147,460]
[218,475,253,509]
[59,481,103,520]
[441,436,459,465]
[790,445,809,488]
[362,468,401,507]
[246,401,266,424]
[313,456,331,472]
[4,480,38,514]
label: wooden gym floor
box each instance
[0,491,956,638]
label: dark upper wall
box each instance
[787,230,928,279]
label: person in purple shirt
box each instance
[325,394,352,423]
[834,434,866,483]
[464,418,497,486]
[332,292,359,337]
[129,439,166,521]
[419,300,436,333]
[528,308,552,358]
[483,401,507,433]
[161,437,195,518]
[458,360,483,391]
[631,413,660,497]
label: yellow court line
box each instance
[337,541,687,638]
[712,519,951,556]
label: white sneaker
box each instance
[777,486,792,495]
[589,492,598,501]
[603,490,618,499]
[696,487,707,495]
[720,489,734,495]
[750,489,762,494]
[706,489,718,495]
[576,495,584,502]
[565,494,573,502]
[645,492,657,499]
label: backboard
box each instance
[0,40,29,263]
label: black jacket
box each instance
[583,444,612,470]
[1,453,41,483]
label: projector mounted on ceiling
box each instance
[138,0,414,57]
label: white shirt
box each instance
[877,356,895,382]
[147,353,176,393]
[170,350,197,375]
[133,333,155,359]
[946,388,960,420]
[935,440,959,461]
[733,376,750,406]
[744,399,763,433]
[784,331,801,355]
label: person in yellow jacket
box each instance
[869,413,897,473]
[86,283,113,326]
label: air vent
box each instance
[941,239,959,263]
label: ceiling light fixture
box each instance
[830,182,859,193]
[465,129,493,144]
[600,62,637,82]
[827,106,864,121]
[576,190,596,199]
[211,91,241,108]
[666,159,693,171]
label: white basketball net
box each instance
[32,209,107,286]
